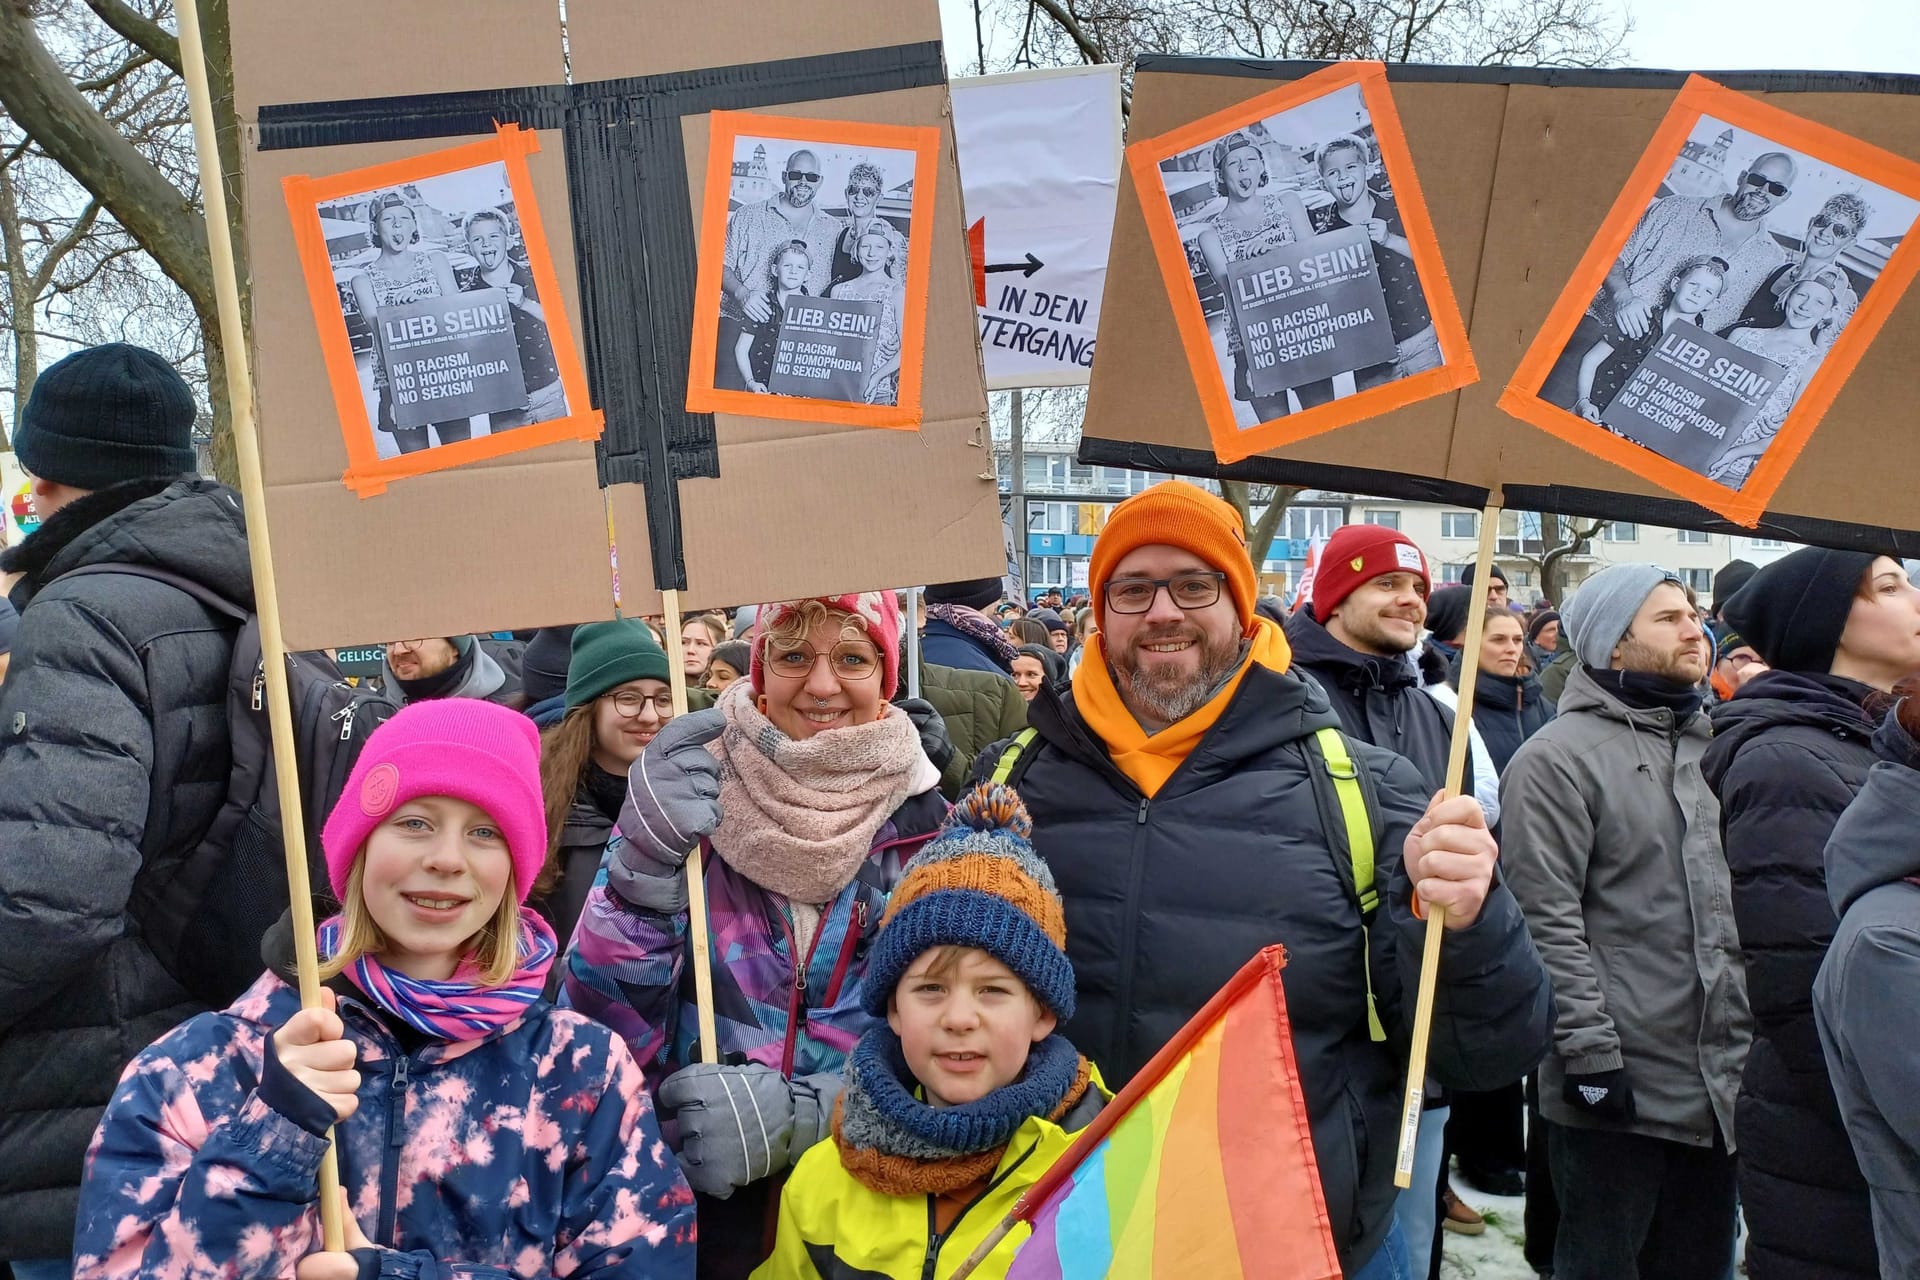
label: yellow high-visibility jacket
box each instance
[752,1075,1109,1280]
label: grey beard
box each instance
[1114,637,1252,729]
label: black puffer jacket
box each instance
[0,477,253,1259]
[1450,653,1554,771]
[1286,609,1462,795]
[978,660,1553,1272]
[1703,670,1881,1280]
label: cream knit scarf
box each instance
[709,680,930,908]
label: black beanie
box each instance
[925,577,1003,611]
[1425,584,1473,644]
[1711,560,1759,615]
[520,625,578,705]
[1721,546,1877,673]
[1460,561,1508,588]
[1526,609,1562,644]
[13,344,198,490]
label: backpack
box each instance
[989,723,1389,1042]
[59,564,400,1007]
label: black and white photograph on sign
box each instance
[1536,115,1920,491]
[1156,82,1439,427]
[326,160,569,462]
[714,134,920,407]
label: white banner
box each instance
[952,65,1123,389]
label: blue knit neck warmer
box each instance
[838,1025,1083,1161]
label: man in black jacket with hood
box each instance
[979,482,1551,1278]
[0,345,255,1274]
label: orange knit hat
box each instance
[1088,480,1257,630]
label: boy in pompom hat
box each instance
[757,784,1107,1280]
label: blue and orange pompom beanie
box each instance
[862,783,1075,1019]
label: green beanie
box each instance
[565,619,672,708]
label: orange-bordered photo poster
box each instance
[1501,75,1920,527]
[685,110,941,429]
[1126,60,1477,466]
[283,124,601,498]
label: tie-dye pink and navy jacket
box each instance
[73,968,696,1279]
[562,789,946,1088]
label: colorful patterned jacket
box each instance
[562,788,947,1088]
[74,967,696,1279]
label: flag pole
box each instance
[174,0,343,1248]
[660,588,721,1063]
[1393,497,1504,1188]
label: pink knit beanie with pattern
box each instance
[320,699,547,903]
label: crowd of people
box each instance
[7,344,1920,1280]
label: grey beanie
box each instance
[1563,564,1683,669]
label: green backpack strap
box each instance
[990,727,1040,786]
[1308,726,1386,1043]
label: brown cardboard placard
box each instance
[232,0,1000,649]
[1083,59,1920,550]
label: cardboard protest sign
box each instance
[951,65,1124,389]
[232,1,1001,649]
[1082,58,1920,552]
[685,112,939,427]
[282,125,601,497]
[1124,61,1476,465]
[1500,76,1920,526]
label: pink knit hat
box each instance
[320,699,547,903]
[749,591,903,699]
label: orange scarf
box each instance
[1071,616,1293,798]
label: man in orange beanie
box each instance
[976,480,1553,1279]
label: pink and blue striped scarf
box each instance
[316,910,558,1041]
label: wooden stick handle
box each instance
[947,1212,1019,1280]
[1393,499,1503,1188]
[174,0,343,1248]
[661,589,721,1064]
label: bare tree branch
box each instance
[1031,0,1109,62]
[79,0,183,75]
[75,49,155,92]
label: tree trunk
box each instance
[1219,481,1302,579]
[1,162,35,438]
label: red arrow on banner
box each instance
[969,216,986,308]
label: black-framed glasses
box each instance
[763,640,881,681]
[784,170,822,183]
[1809,213,1858,236]
[1742,172,1790,198]
[604,689,673,718]
[1103,571,1227,615]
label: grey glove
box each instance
[607,710,724,913]
[657,1063,843,1198]
[896,696,955,774]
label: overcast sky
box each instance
[937,0,1920,76]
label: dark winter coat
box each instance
[920,615,1013,678]
[1704,670,1881,1279]
[975,663,1553,1273]
[912,656,1027,799]
[1817,752,1920,1278]
[1286,609,1464,796]
[0,477,253,1260]
[1452,655,1554,772]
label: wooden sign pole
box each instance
[175,0,343,1249]
[1394,498,1503,1188]
[659,588,722,1064]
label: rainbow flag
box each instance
[1000,946,1339,1280]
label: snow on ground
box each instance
[1436,1187,1536,1280]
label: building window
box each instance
[1438,562,1468,584]
[1283,505,1345,542]
[1363,509,1401,531]
[1749,538,1786,549]
[1676,529,1710,544]
[1441,511,1478,539]
[1026,501,1076,534]
[1680,567,1713,593]
[1068,460,1095,488]
[1605,521,1638,542]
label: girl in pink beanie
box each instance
[74,698,695,1280]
